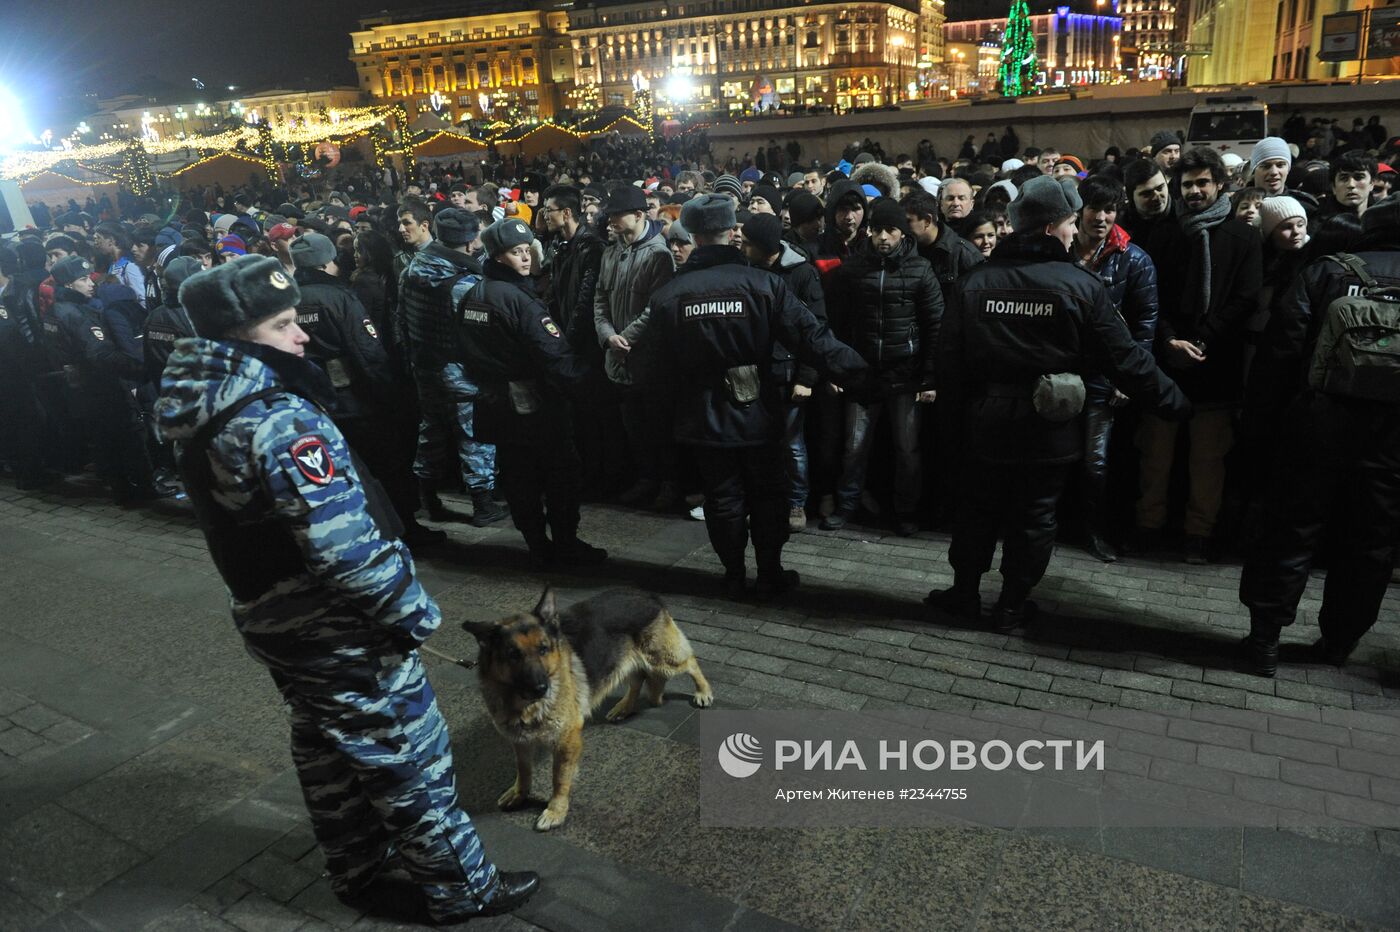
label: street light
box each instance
[892,35,905,101]
[174,106,188,135]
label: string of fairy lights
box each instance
[2,98,659,190]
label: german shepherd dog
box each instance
[463,586,714,830]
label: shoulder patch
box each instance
[90,325,106,341]
[363,318,378,339]
[541,315,561,337]
[289,435,336,485]
[0,308,8,320]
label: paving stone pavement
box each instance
[0,477,1396,931]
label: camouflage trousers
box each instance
[283,652,500,922]
[412,363,496,492]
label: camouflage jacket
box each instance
[154,338,440,694]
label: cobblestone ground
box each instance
[0,476,1396,931]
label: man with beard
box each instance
[1133,147,1262,564]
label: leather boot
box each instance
[470,491,510,527]
[1083,481,1118,563]
[1238,617,1280,678]
[419,479,457,522]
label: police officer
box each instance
[453,216,606,567]
[153,255,538,924]
[143,256,203,387]
[1237,194,1400,676]
[47,255,168,503]
[647,194,870,599]
[0,245,54,488]
[290,232,441,547]
[930,177,1190,630]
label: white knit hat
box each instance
[917,176,941,195]
[1000,157,1025,173]
[1258,195,1307,238]
[1249,137,1293,174]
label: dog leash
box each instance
[419,643,477,670]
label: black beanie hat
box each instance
[749,184,781,210]
[785,191,823,227]
[742,213,785,256]
[866,198,910,235]
[179,255,301,338]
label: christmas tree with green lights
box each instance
[999,0,1037,97]
[120,139,154,196]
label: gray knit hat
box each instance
[162,256,204,297]
[179,255,301,339]
[480,217,534,257]
[1008,176,1083,232]
[681,193,738,235]
[435,208,481,247]
[1149,130,1180,156]
[1249,137,1293,174]
[664,219,693,245]
[289,232,336,268]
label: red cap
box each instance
[1378,162,1396,175]
[267,222,297,242]
[349,205,369,219]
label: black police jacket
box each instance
[940,233,1190,465]
[830,237,943,393]
[144,302,197,387]
[293,268,395,418]
[453,260,596,446]
[915,218,985,302]
[46,290,144,415]
[648,245,869,448]
[1247,237,1400,413]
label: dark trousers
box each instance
[620,385,678,484]
[342,411,419,530]
[0,375,47,480]
[949,459,1073,600]
[695,444,789,578]
[1240,394,1400,647]
[496,436,582,547]
[85,389,155,495]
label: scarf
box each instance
[1177,193,1232,317]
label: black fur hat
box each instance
[179,255,301,339]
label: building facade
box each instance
[1183,0,1279,84]
[944,6,1124,90]
[565,0,930,112]
[1119,0,1179,76]
[348,3,575,121]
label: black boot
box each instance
[1311,635,1358,667]
[554,537,608,565]
[1237,618,1280,678]
[924,572,981,622]
[477,871,541,919]
[989,584,1036,633]
[1083,481,1118,563]
[402,522,448,548]
[419,479,458,522]
[470,491,510,527]
[1085,531,1118,563]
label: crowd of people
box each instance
[1,111,1398,924]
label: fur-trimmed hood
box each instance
[850,161,902,200]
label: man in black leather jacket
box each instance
[929,176,1190,631]
[648,194,870,599]
[1237,195,1400,676]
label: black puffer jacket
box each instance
[940,233,1190,465]
[830,236,943,394]
[293,267,395,418]
[543,225,605,355]
[649,245,869,447]
[453,260,596,446]
[915,218,984,302]
[1077,225,1159,401]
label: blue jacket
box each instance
[155,338,440,696]
[399,241,482,371]
[1077,225,1159,401]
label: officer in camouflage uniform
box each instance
[153,255,538,924]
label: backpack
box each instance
[1307,254,1400,403]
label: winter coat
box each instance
[293,267,395,418]
[45,288,144,417]
[915,219,985,303]
[1076,225,1159,401]
[594,219,674,384]
[816,179,867,260]
[453,260,597,446]
[154,338,437,692]
[144,303,196,387]
[399,241,483,372]
[544,224,605,354]
[829,237,943,395]
[759,242,827,388]
[939,232,1190,465]
[1156,215,1263,404]
[647,244,869,447]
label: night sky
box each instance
[0,0,1006,134]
